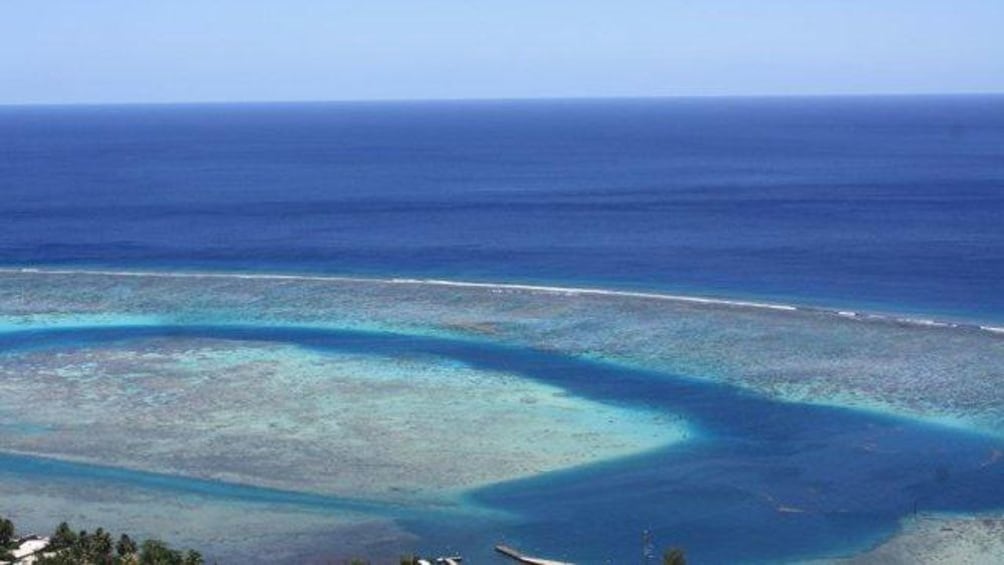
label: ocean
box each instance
[1,95,1002,321]
[1,96,1003,564]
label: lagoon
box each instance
[0,271,1001,563]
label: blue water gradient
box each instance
[1,325,1001,563]
[1,96,1002,322]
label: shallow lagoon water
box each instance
[3,97,1003,563]
[2,270,1002,437]
[0,331,679,502]
[0,270,999,561]
[0,453,418,563]
[1,320,1003,563]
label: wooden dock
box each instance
[494,544,575,565]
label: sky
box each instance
[2,0,1003,105]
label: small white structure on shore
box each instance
[2,536,51,565]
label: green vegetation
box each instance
[1,517,16,563]
[115,535,137,558]
[0,516,202,565]
[1,517,15,548]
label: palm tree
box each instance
[0,517,14,548]
[117,533,139,558]
[51,521,77,550]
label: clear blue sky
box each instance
[3,0,1002,104]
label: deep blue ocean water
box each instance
[1,96,1002,321]
[1,97,1003,563]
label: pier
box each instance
[494,544,575,565]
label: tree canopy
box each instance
[0,515,202,565]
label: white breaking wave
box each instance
[0,266,999,337]
[0,267,795,310]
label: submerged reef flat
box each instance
[0,470,412,564]
[818,513,1004,565]
[0,269,1002,437]
[0,337,677,501]
[1,269,1003,564]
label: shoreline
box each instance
[2,266,1001,338]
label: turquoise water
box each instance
[1,96,1003,562]
[2,270,1000,439]
[1,324,1002,563]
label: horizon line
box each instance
[2,90,1003,109]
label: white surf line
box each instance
[0,267,796,311]
[387,277,799,311]
[1,267,1000,336]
